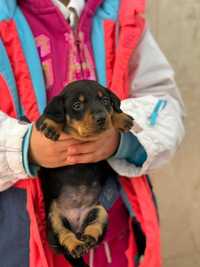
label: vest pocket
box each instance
[0,187,30,267]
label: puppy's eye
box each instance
[102,96,110,106]
[72,101,82,111]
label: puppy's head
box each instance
[58,80,122,139]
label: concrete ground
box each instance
[147,1,200,266]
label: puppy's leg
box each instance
[111,111,134,132]
[49,201,85,258]
[36,95,65,140]
[81,205,108,248]
[36,116,64,140]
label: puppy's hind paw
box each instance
[81,235,97,249]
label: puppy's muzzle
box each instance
[92,111,107,129]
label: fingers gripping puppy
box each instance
[36,80,134,267]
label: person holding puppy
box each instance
[0,0,184,267]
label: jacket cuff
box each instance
[22,124,39,177]
[112,132,147,167]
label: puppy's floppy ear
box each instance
[108,90,122,113]
[44,95,66,123]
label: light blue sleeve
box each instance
[112,132,147,167]
[22,124,40,176]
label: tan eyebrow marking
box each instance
[98,91,103,97]
[79,95,85,102]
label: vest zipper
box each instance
[73,29,84,79]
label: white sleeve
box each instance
[108,28,185,177]
[0,111,30,191]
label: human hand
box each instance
[65,128,120,164]
[29,124,84,168]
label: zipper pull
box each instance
[149,99,167,126]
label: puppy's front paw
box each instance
[120,113,134,131]
[36,116,61,141]
[112,112,134,132]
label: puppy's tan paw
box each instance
[112,112,134,132]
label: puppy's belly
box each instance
[59,206,96,233]
[56,184,101,233]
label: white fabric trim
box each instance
[67,0,85,17]
[51,0,70,20]
[0,111,30,191]
[52,0,85,27]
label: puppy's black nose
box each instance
[93,112,106,127]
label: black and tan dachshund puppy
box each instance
[36,80,133,267]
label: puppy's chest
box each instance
[58,181,102,208]
[53,162,110,195]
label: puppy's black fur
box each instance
[37,80,133,267]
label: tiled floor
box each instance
[147,1,200,266]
